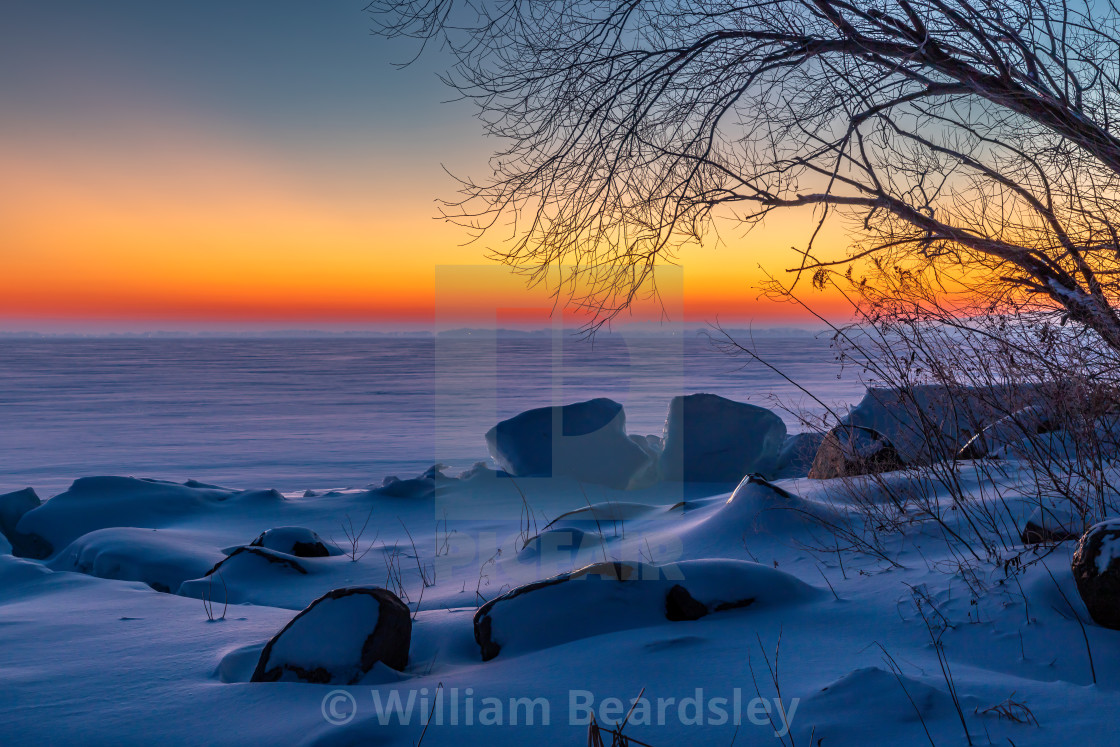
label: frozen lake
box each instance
[0,329,869,496]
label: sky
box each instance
[0,1,849,331]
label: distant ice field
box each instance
[0,330,867,496]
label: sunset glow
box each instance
[0,1,847,328]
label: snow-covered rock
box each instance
[1021,501,1081,544]
[472,559,817,661]
[957,404,1058,459]
[251,586,411,684]
[841,385,1033,465]
[1072,520,1120,628]
[249,527,340,558]
[484,398,651,489]
[178,546,312,606]
[0,487,51,559]
[658,393,786,482]
[48,528,224,593]
[808,425,905,479]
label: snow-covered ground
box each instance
[2,442,1116,745]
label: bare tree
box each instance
[370,0,1120,344]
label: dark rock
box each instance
[713,598,756,612]
[665,584,709,621]
[1072,521,1120,629]
[808,425,906,479]
[251,586,412,684]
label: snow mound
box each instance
[484,398,651,489]
[659,393,786,482]
[48,528,224,593]
[251,586,411,684]
[0,487,49,559]
[473,559,816,660]
[178,546,315,606]
[716,475,843,536]
[544,501,665,529]
[796,667,961,744]
[13,477,282,556]
[248,527,341,557]
[517,528,589,561]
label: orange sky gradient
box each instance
[0,120,852,327]
[0,2,851,331]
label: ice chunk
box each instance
[659,393,786,482]
[485,398,651,489]
[775,432,825,478]
[0,487,50,559]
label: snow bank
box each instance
[794,667,964,745]
[485,398,651,489]
[14,477,283,557]
[373,464,456,499]
[659,393,786,482]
